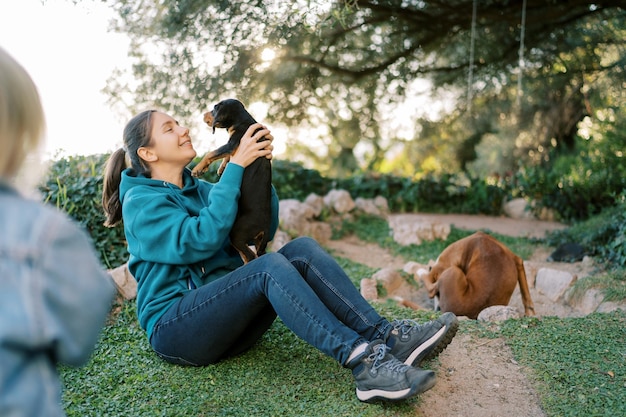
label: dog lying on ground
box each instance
[547,242,586,263]
[417,231,535,319]
[191,98,272,264]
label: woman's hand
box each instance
[229,123,274,168]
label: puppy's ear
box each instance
[203,111,216,134]
[212,108,226,133]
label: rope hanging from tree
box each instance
[467,0,528,113]
[516,0,528,108]
[466,0,478,113]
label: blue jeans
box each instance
[150,237,391,366]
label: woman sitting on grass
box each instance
[102,109,458,403]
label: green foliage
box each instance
[335,172,509,215]
[500,312,626,417]
[38,153,622,274]
[544,195,626,268]
[516,149,626,222]
[38,154,128,269]
[195,159,332,201]
[568,270,626,304]
[196,157,511,214]
[103,0,625,177]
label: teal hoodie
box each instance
[119,163,279,340]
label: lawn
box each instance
[60,218,626,416]
[60,300,625,417]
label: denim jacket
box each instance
[0,181,115,416]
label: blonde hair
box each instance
[0,47,46,179]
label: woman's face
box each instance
[146,111,197,166]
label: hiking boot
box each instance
[347,339,436,403]
[386,312,459,367]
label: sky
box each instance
[0,0,130,158]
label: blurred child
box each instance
[0,46,116,416]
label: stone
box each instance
[268,230,291,252]
[373,195,389,213]
[547,242,586,263]
[354,196,389,217]
[305,221,332,244]
[360,278,378,301]
[323,189,355,213]
[478,305,521,321]
[355,197,381,216]
[278,199,318,236]
[403,261,422,275]
[535,268,577,302]
[303,193,324,217]
[567,288,604,315]
[108,263,137,300]
[503,198,535,220]
[596,301,626,313]
[372,267,404,293]
[389,220,450,246]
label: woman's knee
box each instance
[278,236,320,256]
[255,251,293,272]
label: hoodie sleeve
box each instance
[123,164,244,265]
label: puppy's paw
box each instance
[217,157,230,176]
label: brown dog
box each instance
[191,98,272,264]
[418,231,535,319]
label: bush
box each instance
[335,172,509,214]
[515,140,626,222]
[38,153,623,270]
[545,192,626,268]
[38,154,128,268]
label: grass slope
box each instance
[60,302,625,416]
[60,216,625,416]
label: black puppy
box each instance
[191,98,272,264]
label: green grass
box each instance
[568,269,626,303]
[61,302,442,417]
[500,313,626,417]
[59,214,626,416]
[61,303,626,416]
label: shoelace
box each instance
[369,344,410,373]
[393,319,423,336]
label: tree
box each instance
[103,0,625,176]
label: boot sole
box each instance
[409,313,459,367]
[356,371,437,403]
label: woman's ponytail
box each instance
[102,148,127,227]
[101,109,156,227]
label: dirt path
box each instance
[325,213,579,417]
